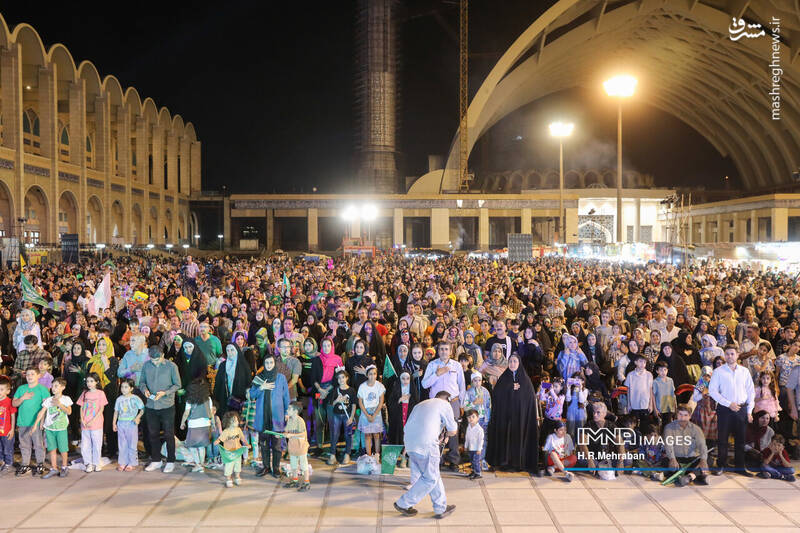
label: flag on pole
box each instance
[383,355,396,380]
[21,274,48,307]
[92,272,111,315]
[19,254,26,269]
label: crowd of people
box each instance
[0,252,799,493]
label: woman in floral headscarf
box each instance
[13,308,41,354]
[90,335,120,457]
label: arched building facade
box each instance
[0,13,200,245]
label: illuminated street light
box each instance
[341,205,358,221]
[603,75,637,98]
[124,244,132,249]
[182,244,189,249]
[146,244,155,249]
[217,234,224,251]
[95,243,106,249]
[549,121,574,245]
[362,204,378,221]
[604,75,637,243]
[165,243,173,249]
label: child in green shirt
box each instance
[12,367,50,476]
[34,377,73,478]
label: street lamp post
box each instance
[548,122,574,244]
[603,75,637,243]
[217,234,224,251]
[362,204,377,247]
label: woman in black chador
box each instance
[486,353,539,473]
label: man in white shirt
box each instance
[661,313,680,344]
[421,343,466,469]
[394,391,457,519]
[709,344,755,476]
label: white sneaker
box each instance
[145,461,163,472]
[163,462,175,473]
[192,465,205,473]
[546,466,555,476]
[564,471,574,482]
[85,464,94,473]
[94,464,103,472]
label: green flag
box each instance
[383,355,396,380]
[283,272,290,294]
[21,273,48,307]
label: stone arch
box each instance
[164,207,173,243]
[132,203,143,245]
[24,185,49,244]
[542,172,558,188]
[86,195,103,244]
[0,179,14,238]
[583,171,601,187]
[524,171,540,189]
[564,170,581,189]
[57,190,78,240]
[148,205,158,242]
[178,211,186,242]
[442,0,800,190]
[603,172,616,188]
[190,211,200,244]
[578,221,613,243]
[111,200,124,243]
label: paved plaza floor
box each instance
[2,458,800,533]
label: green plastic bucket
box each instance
[381,444,404,475]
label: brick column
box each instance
[478,208,489,249]
[39,66,59,243]
[307,208,318,251]
[96,95,111,243]
[430,207,449,249]
[190,141,202,194]
[265,208,274,252]
[1,44,23,228]
[520,208,531,234]
[69,80,87,242]
[771,208,788,242]
[393,208,403,247]
[118,106,132,242]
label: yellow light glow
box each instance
[549,121,575,138]
[603,75,637,97]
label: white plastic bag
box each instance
[356,454,380,475]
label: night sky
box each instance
[3,0,738,194]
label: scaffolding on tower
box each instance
[458,0,472,192]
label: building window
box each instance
[626,225,634,243]
[22,109,41,155]
[640,225,653,243]
[24,230,40,244]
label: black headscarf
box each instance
[486,354,539,472]
[259,354,277,431]
[212,344,252,416]
[657,341,691,389]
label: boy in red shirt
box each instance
[760,434,796,482]
[0,376,16,473]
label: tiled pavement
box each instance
[2,460,800,533]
